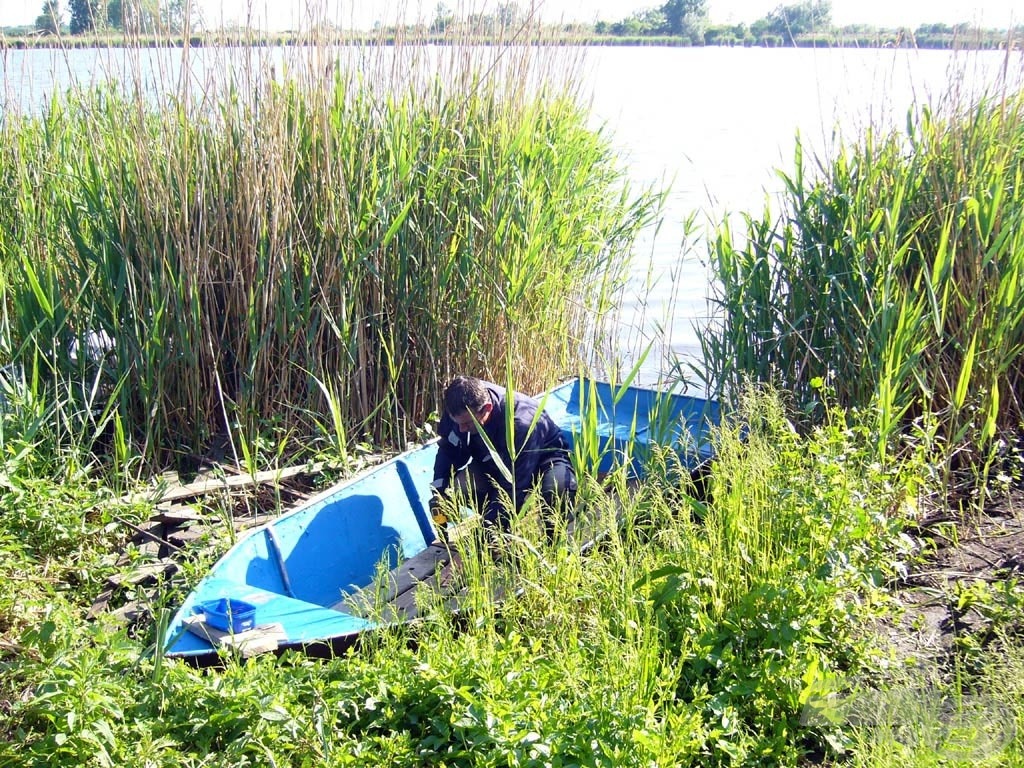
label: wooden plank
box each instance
[387,544,453,601]
[0,639,23,658]
[153,505,207,524]
[386,506,612,622]
[390,554,473,620]
[184,616,287,658]
[107,561,178,587]
[136,540,163,558]
[334,544,452,616]
[122,461,328,505]
[127,519,168,545]
[234,513,278,532]
[111,601,147,625]
[118,517,181,554]
[389,586,423,618]
[167,527,208,548]
[87,587,115,619]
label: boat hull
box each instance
[163,378,718,661]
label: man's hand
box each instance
[429,495,449,541]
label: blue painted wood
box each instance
[543,378,719,475]
[162,378,719,661]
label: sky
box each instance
[0,0,1018,31]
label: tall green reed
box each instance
[703,74,1024,489]
[0,29,657,473]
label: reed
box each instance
[0,23,656,472]
[702,72,1024,488]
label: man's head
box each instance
[444,376,493,433]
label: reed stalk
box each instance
[702,70,1024,490]
[0,20,657,472]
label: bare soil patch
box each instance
[881,486,1024,665]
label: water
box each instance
[578,46,1024,384]
[4,44,1023,387]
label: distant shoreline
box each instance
[0,31,1019,52]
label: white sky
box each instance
[0,0,1018,31]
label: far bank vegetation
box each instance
[3,0,1020,50]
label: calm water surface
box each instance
[580,46,1024,382]
[4,45,1023,385]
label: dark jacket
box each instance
[432,380,569,511]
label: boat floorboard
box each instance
[335,502,618,625]
[333,543,454,622]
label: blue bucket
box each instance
[196,598,257,633]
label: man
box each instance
[430,375,576,539]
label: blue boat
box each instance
[162,377,719,662]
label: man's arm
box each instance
[431,416,476,536]
[432,416,465,492]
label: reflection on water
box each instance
[4,44,1022,387]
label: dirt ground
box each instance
[879,483,1024,666]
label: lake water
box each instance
[579,46,1024,384]
[4,44,1023,387]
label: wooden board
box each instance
[183,615,288,658]
[122,461,328,505]
[334,543,454,620]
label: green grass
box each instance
[3,11,1024,767]
[2,386,975,768]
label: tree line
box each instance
[32,0,192,36]
[17,0,1022,49]
[593,0,1017,47]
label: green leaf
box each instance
[953,333,977,410]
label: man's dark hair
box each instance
[444,376,489,416]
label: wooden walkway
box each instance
[89,462,336,625]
